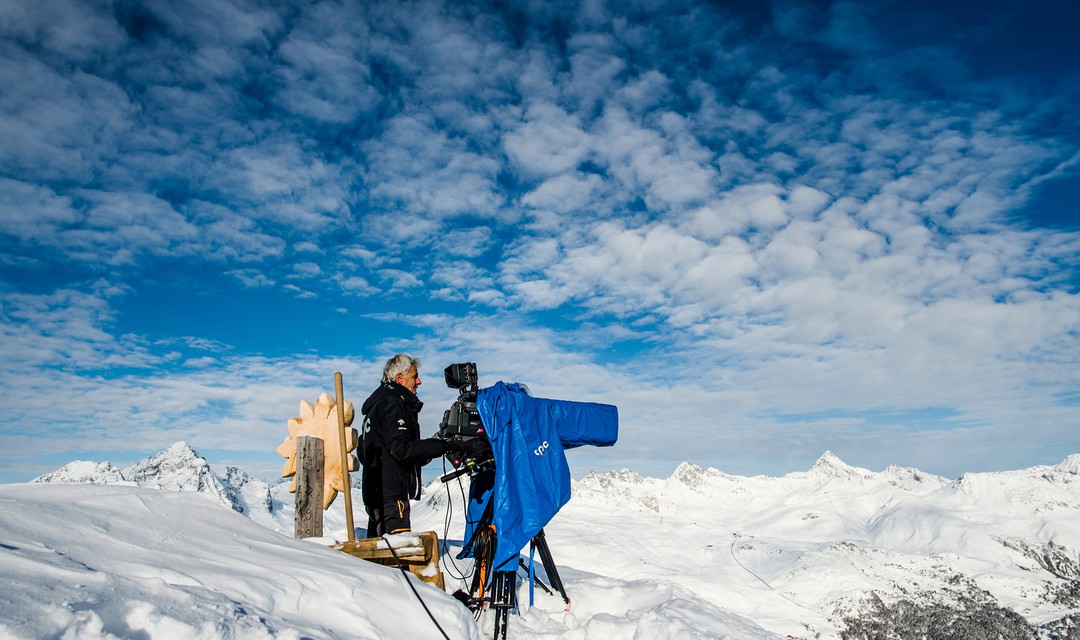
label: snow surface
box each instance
[4,444,1080,639]
[0,483,478,640]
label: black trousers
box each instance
[361,464,412,537]
[365,498,411,537]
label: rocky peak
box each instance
[672,461,724,489]
[223,465,273,514]
[124,442,244,512]
[580,468,647,490]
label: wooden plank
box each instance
[295,436,324,539]
[337,531,445,589]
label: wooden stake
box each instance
[295,435,324,539]
[335,371,356,542]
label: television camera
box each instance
[437,363,567,639]
[439,362,484,439]
[439,362,493,480]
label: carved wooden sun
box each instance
[276,392,357,509]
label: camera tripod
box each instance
[464,523,568,640]
[443,464,569,640]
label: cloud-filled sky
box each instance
[2,0,1078,483]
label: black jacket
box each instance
[360,382,446,501]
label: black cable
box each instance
[383,534,452,640]
[438,457,476,583]
[440,472,471,581]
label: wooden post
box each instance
[295,435,324,539]
[335,372,356,542]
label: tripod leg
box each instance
[520,558,553,595]
[532,529,569,606]
[462,524,497,616]
[492,570,515,640]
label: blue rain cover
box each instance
[466,381,618,571]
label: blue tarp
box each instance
[463,381,618,571]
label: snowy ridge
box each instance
[32,460,130,485]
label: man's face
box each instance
[396,365,421,394]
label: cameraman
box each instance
[360,354,472,536]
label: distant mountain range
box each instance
[34,441,273,517]
[562,451,1080,638]
[32,443,1080,639]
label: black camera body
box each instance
[440,362,486,440]
[439,362,493,480]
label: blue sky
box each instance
[2,0,1078,483]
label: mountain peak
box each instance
[671,461,729,489]
[119,442,242,512]
[672,461,705,483]
[167,440,198,454]
[814,450,847,467]
[1053,454,1080,475]
[124,441,208,484]
[809,450,863,477]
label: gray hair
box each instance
[381,353,421,384]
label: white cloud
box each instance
[293,241,323,254]
[0,0,127,62]
[429,261,497,301]
[504,102,590,178]
[225,141,352,228]
[0,178,79,240]
[435,226,496,259]
[275,22,380,123]
[380,269,423,291]
[0,284,153,371]
[594,106,719,209]
[336,276,377,295]
[0,55,135,183]
[520,172,603,214]
[290,262,321,278]
[226,269,275,288]
[134,0,283,50]
[362,114,505,223]
[563,32,627,115]
[281,284,316,299]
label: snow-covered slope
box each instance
[20,444,1080,639]
[0,482,478,640]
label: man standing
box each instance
[360,353,463,536]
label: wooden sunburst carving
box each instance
[277,392,357,508]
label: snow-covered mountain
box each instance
[33,441,271,516]
[32,459,130,485]
[20,444,1080,639]
[560,451,1080,638]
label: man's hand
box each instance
[442,439,467,457]
[461,437,490,459]
[442,437,489,460]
